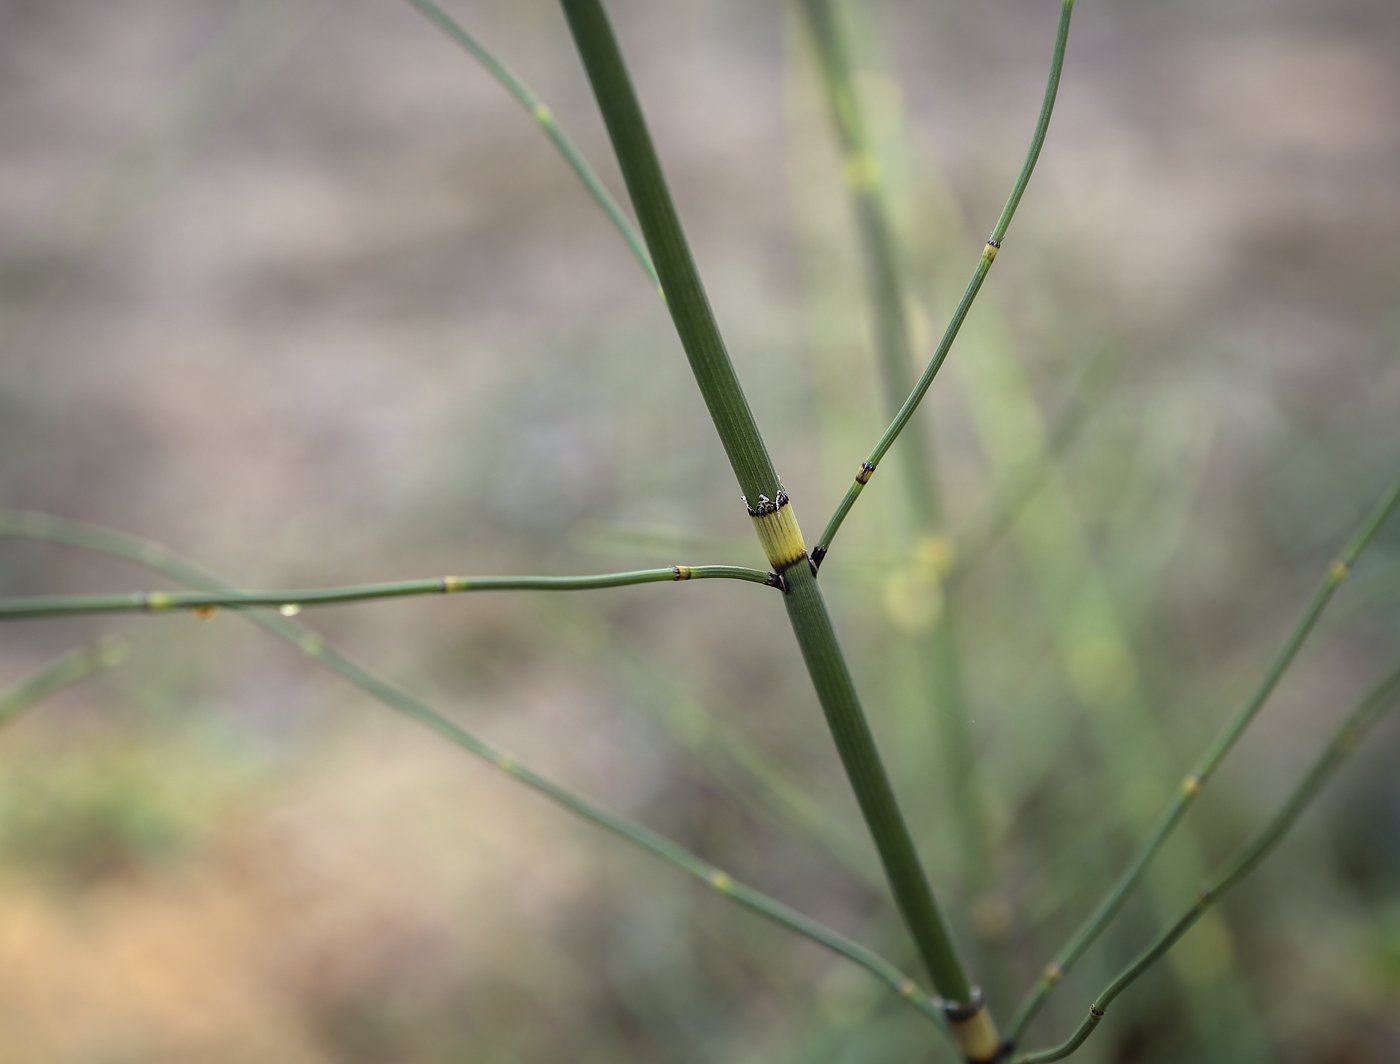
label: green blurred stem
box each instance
[0,510,947,1032]
[404,0,659,292]
[1013,659,1400,1063]
[1005,473,1400,1045]
[797,0,985,888]
[558,0,976,1011]
[946,342,1126,588]
[0,564,776,619]
[0,639,127,729]
[815,0,1075,561]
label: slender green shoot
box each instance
[404,0,659,292]
[797,0,986,892]
[1013,658,1400,1063]
[558,1,983,1036]
[0,563,777,620]
[1005,474,1400,1044]
[0,510,948,1033]
[814,0,1076,564]
[0,638,128,730]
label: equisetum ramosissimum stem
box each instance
[0,563,779,620]
[1013,660,1400,1062]
[0,509,951,1030]
[404,0,659,293]
[1005,474,1400,1045]
[814,0,1076,565]
[559,0,985,1041]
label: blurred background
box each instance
[1,0,1399,1060]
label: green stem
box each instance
[1005,474,1400,1045]
[557,0,779,506]
[0,564,776,619]
[558,0,979,1017]
[815,0,1075,562]
[0,509,947,1032]
[1014,659,1400,1063]
[0,639,127,729]
[946,341,1126,588]
[783,559,973,1003]
[404,0,658,292]
[797,0,986,890]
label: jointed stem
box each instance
[0,563,777,620]
[0,510,948,1030]
[815,0,1075,563]
[1013,659,1400,1062]
[404,0,659,292]
[558,0,984,1041]
[1005,474,1400,1045]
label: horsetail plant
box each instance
[1005,476,1400,1045]
[4,2,1398,1062]
[0,564,780,619]
[811,0,1075,566]
[797,0,987,901]
[1013,659,1400,1063]
[558,0,990,1051]
[0,510,950,1030]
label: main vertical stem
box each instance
[558,0,986,1042]
[781,559,972,1001]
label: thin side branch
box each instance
[1013,659,1400,1062]
[404,0,659,291]
[815,0,1076,562]
[0,510,948,1033]
[0,563,778,620]
[1005,474,1400,1043]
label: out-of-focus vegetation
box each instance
[1,0,1398,1061]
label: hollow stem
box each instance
[558,0,981,1027]
[0,564,777,619]
[815,0,1075,561]
[1013,659,1400,1063]
[0,638,127,729]
[1005,474,1400,1045]
[0,509,948,1031]
[404,0,658,291]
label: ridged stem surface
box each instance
[559,0,976,1012]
